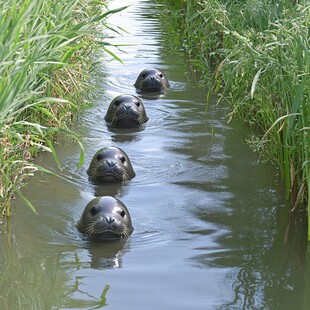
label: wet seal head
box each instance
[77,196,134,241]
[104,94,149,128]
[87,146,135,183]
[134,68,170,93]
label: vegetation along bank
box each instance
[0,0,123,216]
[160,0,310,237]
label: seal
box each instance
[87,146,135,183]
[77,196,134,241]
[134,68,170,93]
[104,94,149,127]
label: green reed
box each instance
[0,0,126,216]
[161,0,310,237]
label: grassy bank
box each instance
[0,0,123,216]
[161,0,310,236]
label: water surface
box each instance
[0,1,308,309]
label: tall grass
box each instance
[0,0,125,216]
[161,0,310,237]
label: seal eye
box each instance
[141,73,146,79]
[135,101,140,107]
[114,100,121,107]
[159,73,163,78]
[90,205,100,217]
[119,210,126,218]
[119,156,126,163]
[96,153,103,161]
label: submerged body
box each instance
[77,196,134,241]
[87,146,135,183]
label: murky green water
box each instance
[1,1,309,309]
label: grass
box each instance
[160,0,310,238]
[0,0,126,216]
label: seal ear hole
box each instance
[119,210,126,218]
[90,205,100,217]
[119,156,126,163]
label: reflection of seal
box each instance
[87,146,135,183]
[105,94,148,127]
[109,126,144,144]
[87,240,128,269]
[134,68,170,93]
[93,182,126,198]
[77,196,134,241]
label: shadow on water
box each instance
[1,0,309,309]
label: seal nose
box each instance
[106,160,115,168]
[105,216,115,224]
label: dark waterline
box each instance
[0,0,309,309]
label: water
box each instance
[0,1,308,309]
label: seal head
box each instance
[77,196,134,241]
[134,68,170,93]
[104,94,148,127]
[87,146,135,183]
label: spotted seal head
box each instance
[87,146,135,183]
[104,94,149,127]
[77,196,134,241]
[134,68,170,93]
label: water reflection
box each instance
[107,126,145,143]
[92,182,129,198]
[85,239,130,269]
[137,91,169,100]
[179,116,308,309]
[62,284,110,309]
[0,225,73,309]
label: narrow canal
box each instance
[0,0,308,309]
